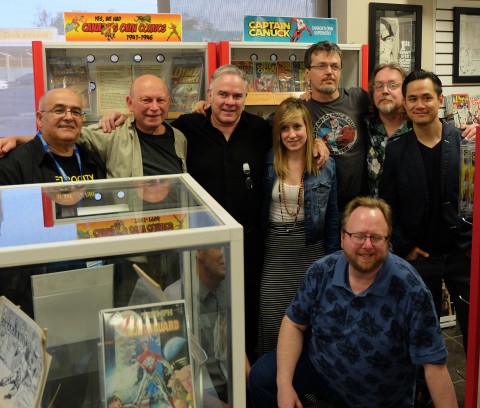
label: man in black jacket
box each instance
[379,70,471,353]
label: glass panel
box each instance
[0,175,224,248]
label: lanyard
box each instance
[36,130,82,182]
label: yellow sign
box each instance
[77,214,187,239]
[64,12,182,42]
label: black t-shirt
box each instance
[418,140,451,253]
[137,126,183,176]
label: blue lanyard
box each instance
[36,130,82,182]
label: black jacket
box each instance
[379,122,471,257]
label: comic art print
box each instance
[0,297,49,408]
[100,301,194,408]
[313,112,358,155]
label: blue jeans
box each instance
[249,347,334,407]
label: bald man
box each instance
[80,74,187,178]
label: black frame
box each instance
[453,7,480,84]
[368,3,422,77]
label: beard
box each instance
[319,84,337,94]
[377,99,396,114]
[346,251,387,275]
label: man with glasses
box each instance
[0,88,105,184]
[249,196,458,408]
[303,41,369,214]
[379,70,472,354]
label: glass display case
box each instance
[0,174,245,407]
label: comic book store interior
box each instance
[1,0,480,407]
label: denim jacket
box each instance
[262,149,340,252]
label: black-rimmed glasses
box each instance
[343,230,389,246]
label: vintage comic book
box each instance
[444,93,470,127]
[99,301,194,408]
[277,61,295,92]
[48,57,92,112]
[292,61,307,92]
[469,94,480,124]
[170,56,204,114]
[254,61,279,92]
[232,60,255,92]
[0,296,51,408]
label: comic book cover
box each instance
[170,56,204,114]
[232,60,255,92]
[277,61,295,92]
[292,61,307,92]
[469,95,480,124]
[459,140,472,218]
[0,296,51,408]
[100,301,194,408]
[48,57,92,112]
[444,93,470,127]
[254,61,279,92]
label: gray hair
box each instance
[209,64,248,93]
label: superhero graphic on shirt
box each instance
[313,112,357,154]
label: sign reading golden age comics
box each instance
[64,12,182,42]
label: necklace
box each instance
[278,174,304,233]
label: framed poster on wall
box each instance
[453,7,480,84]
[368,3,422,76]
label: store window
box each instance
[0,0,321,137]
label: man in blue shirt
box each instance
[249,196,457,408]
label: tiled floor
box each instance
[443,324,466,407]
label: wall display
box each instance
[368,3,422,76]
[453,7,480,84]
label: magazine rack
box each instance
[0,174,245,407]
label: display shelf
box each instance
[218,40,368,106]
[0,174,245,407]
[32,41,217,123]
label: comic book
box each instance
[277,61,295,92]
[254,61,279,92]
[0,296,51,408]
[444,93,470,127]
[292,61,307,92]
[48,57,92,112]
[170,56,204,114]
[459,139,475,219]
[232,60,255,92]
[99,301,194,408]
[469,94,480,124]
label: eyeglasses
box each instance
[343,230,389,246]
[372,82,402,91]
[307,63,341,72]
[243,163,253,189]
[41,108,85,117]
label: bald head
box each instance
[127,75,171,134]
[39,88,82,112]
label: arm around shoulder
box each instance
[0,135,34,158]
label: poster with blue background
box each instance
[244,15,337,43]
